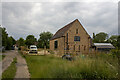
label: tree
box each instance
[107,35,118,47]
[37,32,53,48]
[1,27,8,47]
[10,36,16,45]
[6,37,13,50]
[25,35,37,47]
[0,26,16,50]
[17,37,25,47]
[92,32,108,43]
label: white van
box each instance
[29,45,37,53]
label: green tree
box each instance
[1,27,8,47]
[10,36,16,45]
[6,37,13,50]
[107,35,118,47]
[0,26,16,50]
[17,37,25,47]
[92,32,108,43]
[37,32,53,48]
[25,35,37,47]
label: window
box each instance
[67,33,68,42]
[79,45,80,51]
[74,36,80,41]
[84,46,86,51]
[74,45,75,51]
[54,40,58,49]
[76,29,78,34]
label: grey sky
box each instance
[1,2,118,40]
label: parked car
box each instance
[62,54,73,61]
[29,45,38,54]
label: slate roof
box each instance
[50,19,79,40]
[94,43,115,49]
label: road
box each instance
[0,50,30,79]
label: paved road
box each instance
[0,50,30,79]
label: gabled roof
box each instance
[94,43,115,48]
[50,19,86,40]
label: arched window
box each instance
[79,45,80,51]
[74,45,75,51]
[76,29,78,34]
[84,46,86,51]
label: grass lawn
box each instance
[25,53,118,79]
[2,57,17,79]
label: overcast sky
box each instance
[1,1,118,40]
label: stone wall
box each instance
[50,20,92,55]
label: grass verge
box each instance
[2,57,17,79]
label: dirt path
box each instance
[0,50,30,79]
[0,50,16,77]
[15,51,30,78]
[1,50,16,73]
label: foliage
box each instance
[2,57,17,79]
[111,49,120,58]
[92,32,108,43]
[25,35,37,47]
[25,54,118,79]
[17,37,25,47]
[0,27,16,50]
[6,37,13,50]
[107,35,118,47]
[1,27,8,47]
[37,32,53,48]
[9,36,16,45]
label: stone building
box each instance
[50,19,92,55]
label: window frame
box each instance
[76,29,78,34]
[54,40,58,49]
[74,36,80,41]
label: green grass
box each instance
[25,53,118,79]
[0,55,6,61]
[2,57,17,79]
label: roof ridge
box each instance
[50,19,78,40]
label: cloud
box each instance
[2,2,118,40]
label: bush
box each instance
[111,49,120,58]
